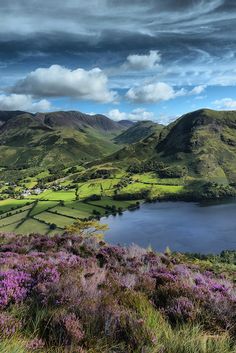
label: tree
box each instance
[49,223,57,230]
[65,219,108,240]
[100,183,104,197]
[75,185,80,200]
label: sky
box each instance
[0,0,236,124]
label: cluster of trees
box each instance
[200,182,236,199]
[84,194,102,202]
[113,190,149,201]
[74,168,113,183]
[114,176,132,190]
[128,161,187,178]
[37,165,79,185]
[89,169,112,180]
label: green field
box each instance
[0,195,141,234]
[34,211,75,228]
[0,210,29,228]
[0,167,187,234]
[29,201,59,216]
[0,199,31,213]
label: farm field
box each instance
[0,170,187,234]
[0,196,139,234]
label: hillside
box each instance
[156,109,236,183]
[0,230,236,353]
[114,120,163,144]
[4,108,236,183]
[0,110,126,167]
[107,109,236,184]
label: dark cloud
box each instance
[0,0,235,60]
[0,0,236,92]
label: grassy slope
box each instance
[0,113,124,167]
[103,109,236,184]
[114,120,163,144]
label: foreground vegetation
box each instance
[0,225,236,352]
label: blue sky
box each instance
[0,0,236,124]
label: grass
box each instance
[15,218,50,234]
[34,211,75,228]
[39,191,76,201]
[29,201,59,216]
[51,205,91,218]
[0,337,28,353]
[132,172,187,186]
[0,210,29,228]
[0,203,34,220]
[66,200,106,217]
[0,199,30,213]
[0,168,188,235]
[150,184,185,195]
[89,196,136,208]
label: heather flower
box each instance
[166,297,195,323]
[0,269,32,308]
[37,266,60,284]
[0,313,22,337]
[62,313,84,343]
[26,338,45,351]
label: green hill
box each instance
[0,110,125,167]
[106,109,236,184]
[1,108,236,184]
[156,109,236,183]
[114,120,163,144]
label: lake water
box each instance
[102,200,236,254]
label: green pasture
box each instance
[0,210,29,228]
[29,201,59,216]
[0,199,31,213]
[34,211,75,228]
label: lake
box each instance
[103,199,236,254]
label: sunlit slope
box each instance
[106,109,236,184]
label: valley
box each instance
[1,108,236,235]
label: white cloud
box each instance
[126,82,185,103]
[189,85,206,95]
[123,50,161,70]
[107,108,156,122]
[11,65,117,103]
[107,108,177,125]
[0,94,51,112]
[213,98,236,109]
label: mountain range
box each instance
[0,110,131,167]
[105,109,236,184]
[1,108,236,184]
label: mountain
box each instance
[0,110,123,132]
[114,120,163,144]
[0,110,27,125]
[156,109,236,183]
[117,120,135,128]
[106,109,236,184]
[0,110,126,167]
[2,108,236,184]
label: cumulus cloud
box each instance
[107,108,156,121]
[126,82,185,103]
[189,85,206,95]
[213,98,236,109]
[11,65,117,103]
[0,94,51,112]
[123,50,161,70]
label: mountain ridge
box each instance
[102,108,236,184]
